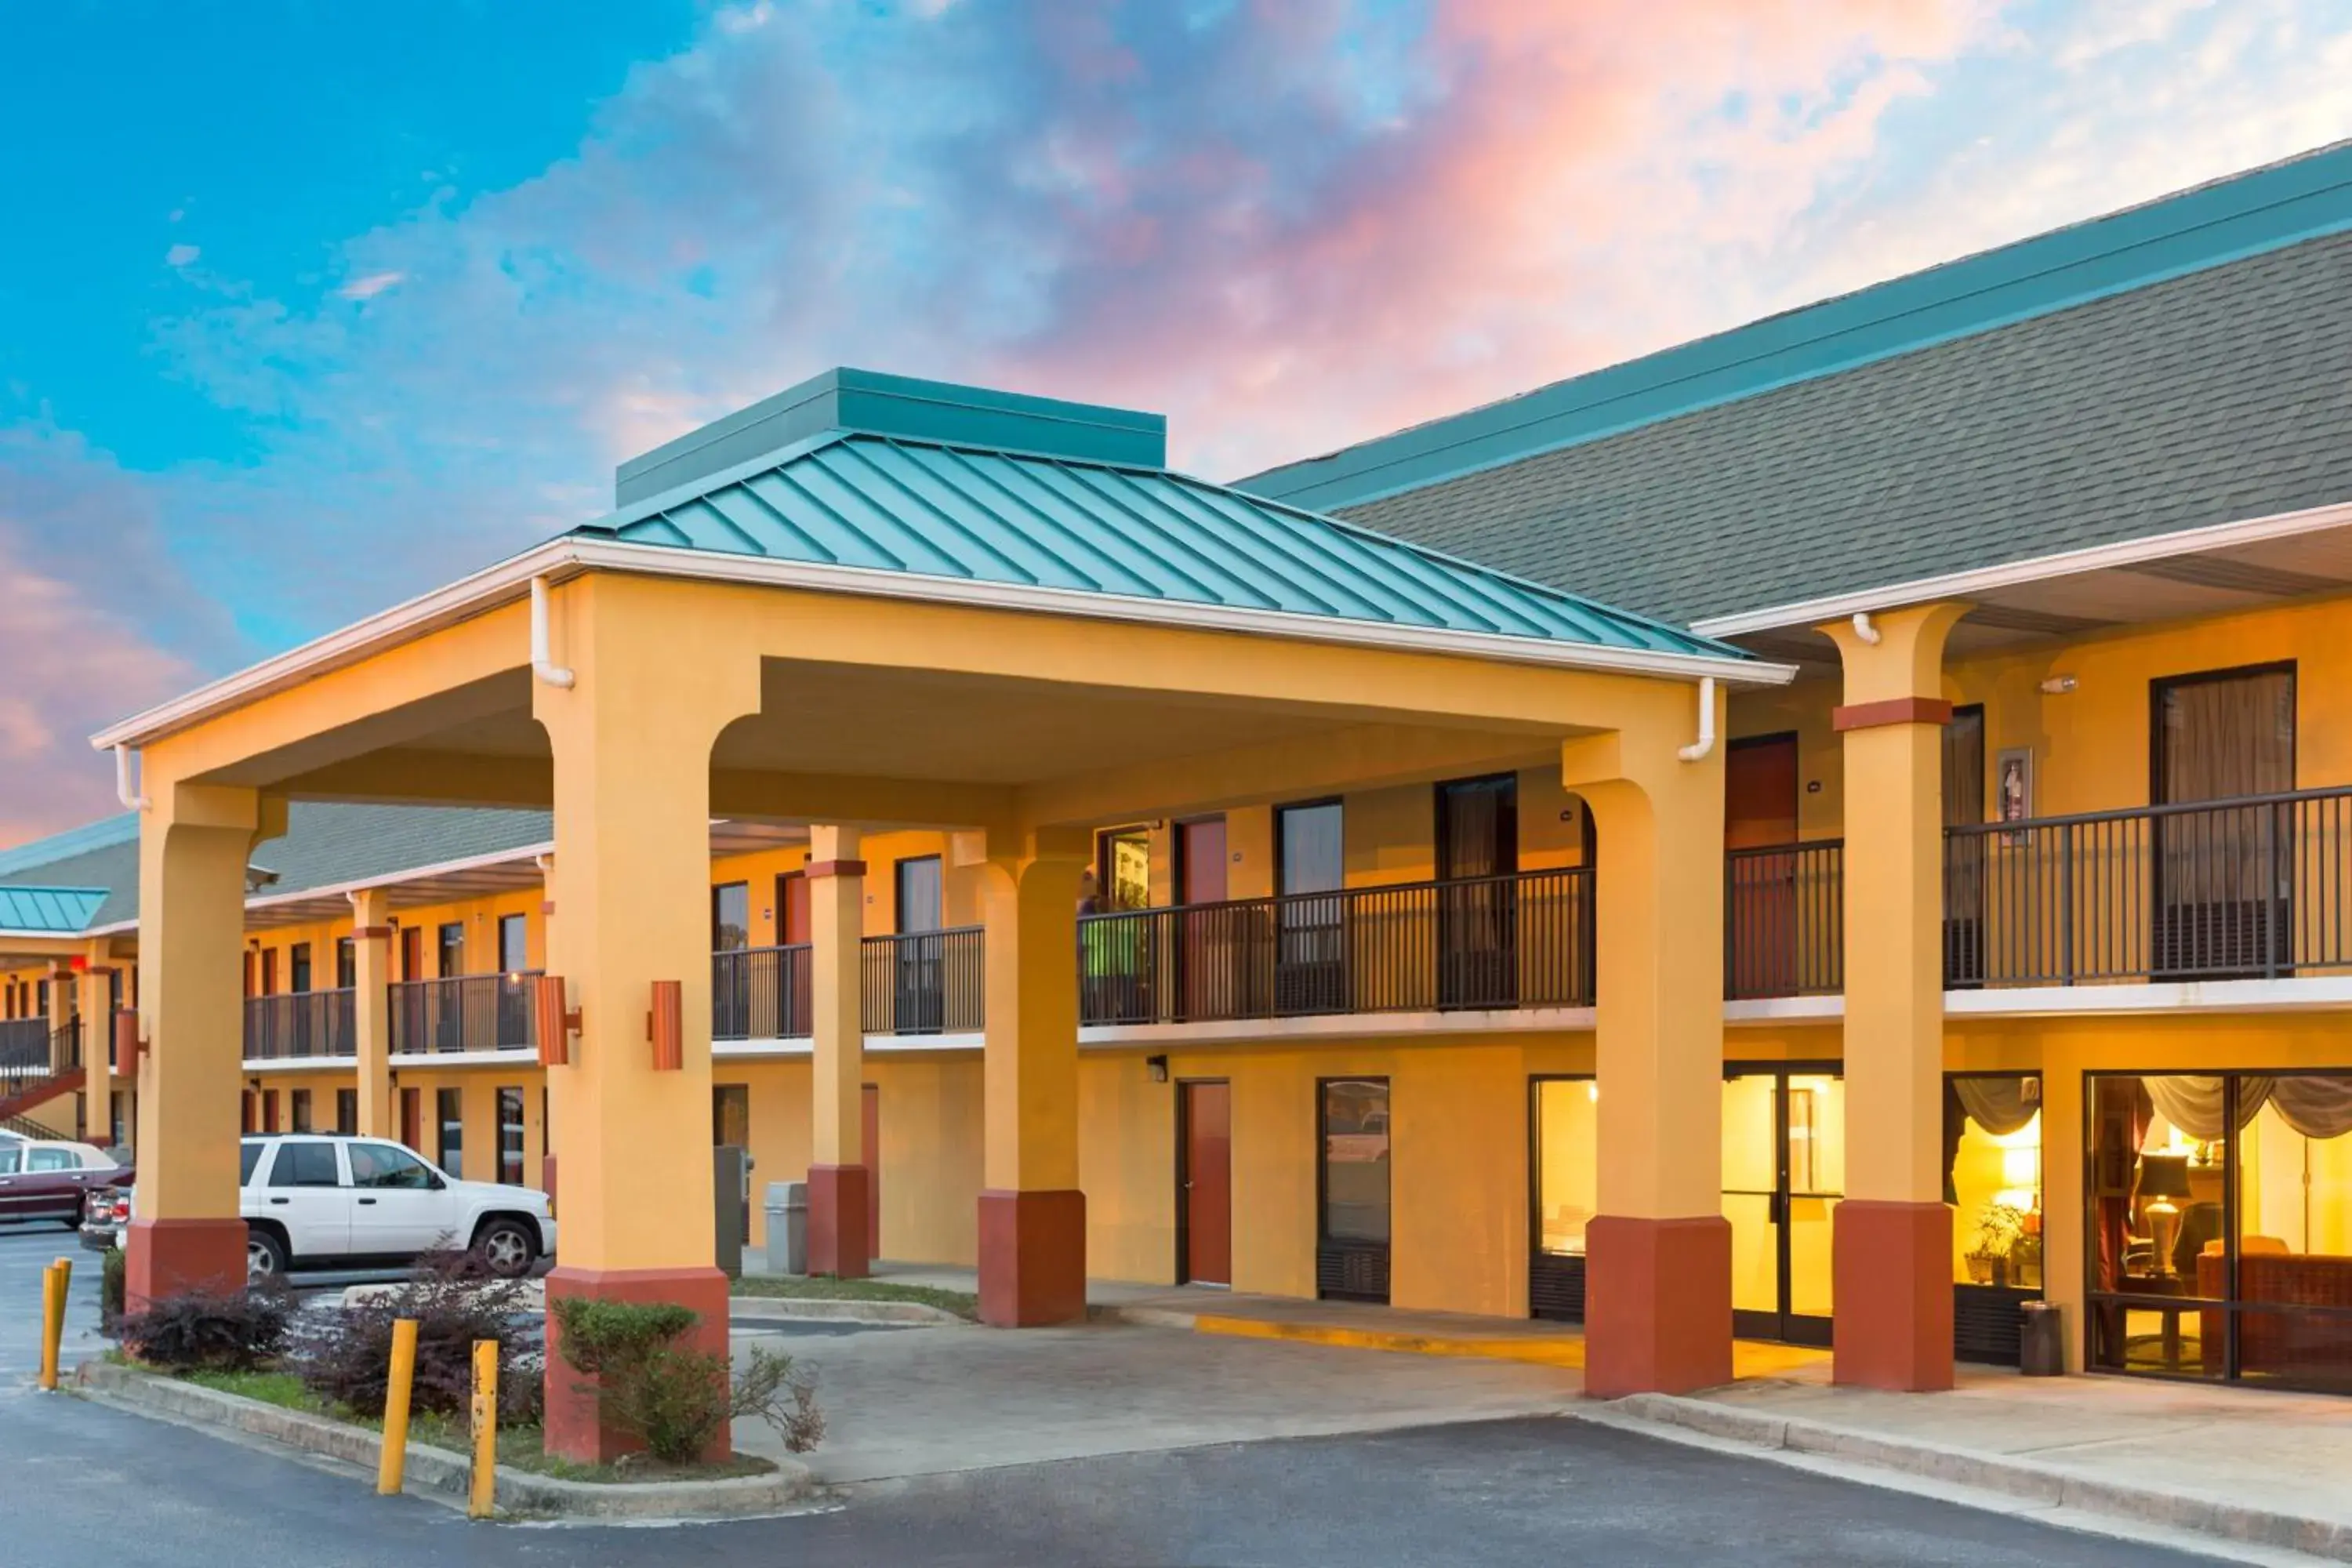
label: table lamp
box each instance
[2138,1152,2194,1276]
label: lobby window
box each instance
[1947,1074,2042,1292]
[1317,1076,1390,1304]
[335,1087,358,1136]
[497,1087,525,1186]
[289,1088,313,1134]
[437,1087,465,1178]
[2087,1071,2352,1392]
[1530,1076,1597,1323]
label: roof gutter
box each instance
[93,538,1792,753]
[1692,499,2352,639]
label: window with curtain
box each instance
[2153,666,2296,972]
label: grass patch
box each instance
[140,1359,779,1486]
[729,1274,978,1320]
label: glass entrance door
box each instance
[1722,1066,1845,1345]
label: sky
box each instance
[2,0,2349,845]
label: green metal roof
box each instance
[582,422,1746,661]
[0,886,107,935]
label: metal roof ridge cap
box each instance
[1690,499,2352,636]
[568,536,1795,685]
[604,427,854,529]
[89,537,586,752]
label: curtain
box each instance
[2158,671,2295,907]
[1956,1076,2039,1135]
[2264,1076,2352,1141]
[2094,1077,2154,1295]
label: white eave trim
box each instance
[92,537,1793,751]
[240,841,554,913]
[1692,499,2352,638]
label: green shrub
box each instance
[288,1249,539,1421]
[552,1298,822,1463]
[118,1286,293,1372]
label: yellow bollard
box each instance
[38,1261,64,1392]
[467,1338,498,1519]
[378,1318,419,1496]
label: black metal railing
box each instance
[0,1018,49,1067]
[862,928,985,1036]
[1944,787,2352,986]
[712,945,815,1040]
[1725,840,1844,1000]
[0,1019,72,1102]
[242,989,358,1060]
[1077,867,1595,1025]
[390,972,541,1054]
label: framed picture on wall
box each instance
[1995,747,2034,838]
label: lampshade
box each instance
[2137,1152,2194,1201]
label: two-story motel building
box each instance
[9,144,2352,1458]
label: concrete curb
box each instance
[728,1298,966,1326]
[1603,1392,2352,1563]
[1097,1304,1585,1367]
[75,1359,818,1521]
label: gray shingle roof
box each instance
[0,805,551,930]
[1333,229,2352,626]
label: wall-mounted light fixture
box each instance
[1146,1054,1169,1083]
[2038,674,2078,695]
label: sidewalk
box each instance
[1599,1363,2352,1563]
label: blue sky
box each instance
[2,0,2349,840]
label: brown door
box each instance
[400,926,423,982]
[1180,1080,1232,1286]
[399,1086,422,1152]
[862,1083,881,1263]
[1176,818,1229,1019]
[1726,734,1800,996]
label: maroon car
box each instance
[0,1139,132,1229]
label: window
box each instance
[713,1083,750,1148]
[437,1087,464,1178]
[270,1141,342,1189]
[289,942,312,995]
[1095,827,1152,913]
[498,913,528,975]
[1319,1077,1390,1243]
[27,1147,80,1172]
[350,1142,437,1190]
[1276,803,1345,1011]
[336,937,357,989]
[497,1087,525,1185]
[711,883,750,953]
[1277,801,1344,895]
[437,922,466,978]
[2087,1070,2352,1392]
[1947,1074,2042,1291]
[895,857,944,934]
[0,1148,17,1174]
[289,1088,313,1134]
[2151,665,2298,978]
[335,1088,358,1136]
[1530,1076,1597,1323]
[239,1142,265,1185]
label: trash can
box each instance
[765,1181,808,1277]
[2019,1300,2063,1377]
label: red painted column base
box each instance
[977,1188,1086,1327]
[1832,1199,1955,1391]
[806,1163,872,1279]
[543,1265,734,1464]
[1584,1214,1733,1397]
[124,1218,248,1312]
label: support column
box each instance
[806,825,869,1277]
[75,945,114,1149]
[349,887,394,1138]
[976,827,1088,1327]
[534,575,760,1464]
[128,782,281,1309]
[1564,699,1733,1397]
[1824,602,1969,1392]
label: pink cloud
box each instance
[337,270,407,300]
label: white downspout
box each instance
[114,745,150,811]
[532,576,575,689]
[1677,676,1717,762]
[1852,611,1882,645]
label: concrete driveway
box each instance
[730,1314,1583,1482]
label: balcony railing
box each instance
[1077,867,1595,1025]
[862,928,985,1036]
[244,989,358,1060]
[390,972,541,1054]
[713,944,814,1041]
[1725,840,1845,1000]
[1944,786,2352,987]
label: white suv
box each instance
[240,1134,556,1282]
